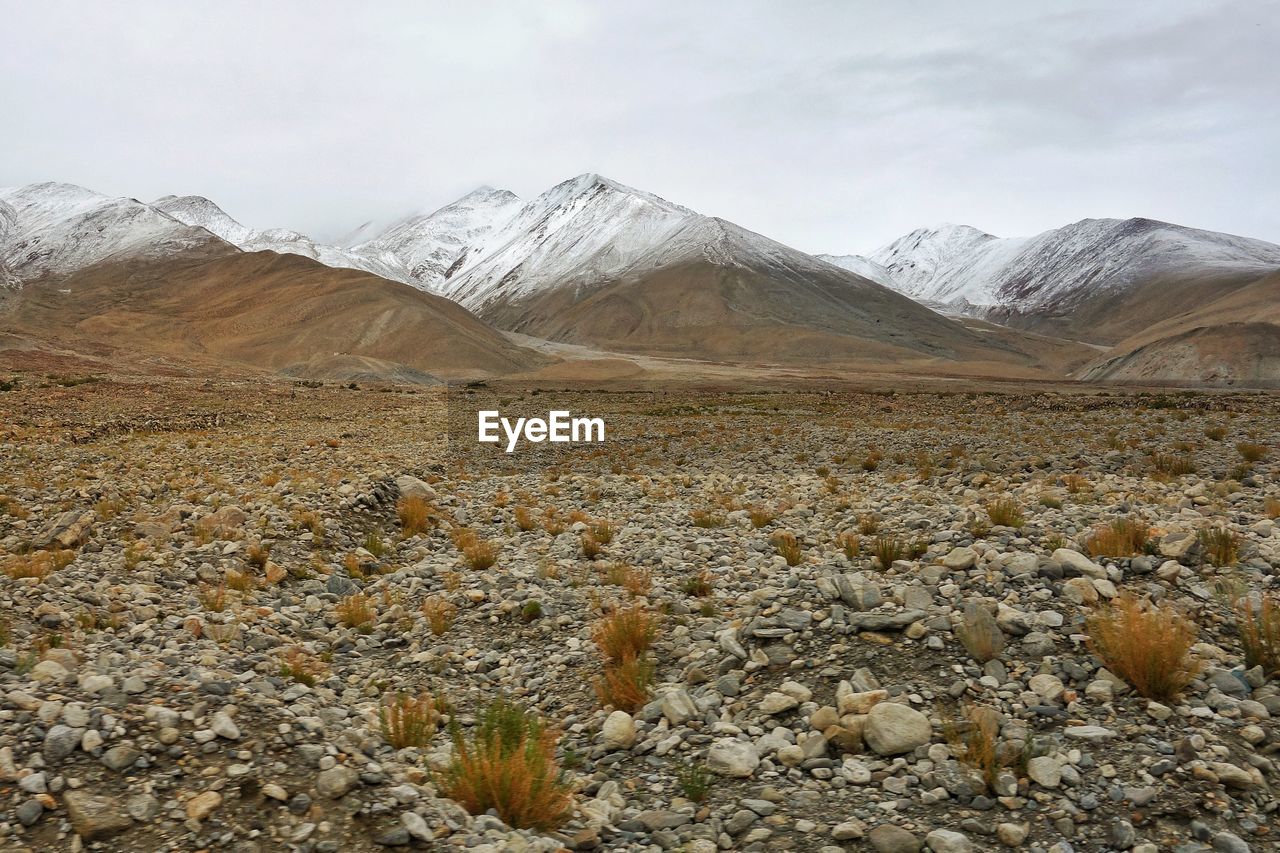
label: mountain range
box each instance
[2,174,1278,386]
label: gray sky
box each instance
[2,0,1277,252]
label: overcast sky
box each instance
[2,1,1277,252]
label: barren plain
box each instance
[0,373,1278,853]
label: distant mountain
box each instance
[437,177,1076,371]
[1080,269,1280,387]
[0,182,220,285]
[153,194,411,285]
[0,246,548,381]
[832,217,1280,346]
[814,253,895,288]
[351,186,522,290]
[438,173,697,310]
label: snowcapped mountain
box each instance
[153,194,412,285]
[0,182,219,285]
[439,173,697,310]
[814,253,894,288]
[866,224,1001,303]
[351,186,522,290]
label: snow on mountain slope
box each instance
[440,173,698,310]
[0,182,220,284]
[153,194,412,285]
[352,186,522,290]
[815,253,895,288]
[861,219,1280,313]
[868,224,1000,303]
[978,218,1280,313]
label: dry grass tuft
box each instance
[380,692,441,748]
[397,495,433,537]
[421,595,458,636]
[592,605,656,664]
[1085,517,1151,558]
[4,550,73,582]
[437,698,573,832]
[1199,525,1241,567]
[580,532,604,560]
[1085,594,1200,700]
[279,645,328,686]
[198,582,228,613]
[1237,593,1280,677]
[1265,497,1280,519]
[770,531,803,566]
[986,497,1024,528]
[748,506,777,528]
[943,704,1002,790]
[1237,441,1269,463]
[513,505,537,531]
[336,592,377,632]
[837,531,861,560]
[872,535,904,568]
[594,653,655,713]
[690,507,725,529]
[680,569,713,597]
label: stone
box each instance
[997,822,1029,846]
[759,691,799,715]
[832,819,867,840]
[942,547,977,570]
[395,475,438,502]
[316,765,360,798]
[662,690,699,725]
[1212,831,1251,853]
[925,829,973,853]
[16,798,43,827]
[864,702,932,756]
[43,724,82,763]
[35,509,94,549]
[956,601,1004,662]
[847,609,926,632]
[601,710,636,749]
[1052,548,1106,578]
[402,811,432,841]
[707,739,759,777]
[101,744,142,772]
[185,790,222,820]
[63,790,133,842]
[868,824,923,852]
[1063,725,1115,742]
[1027,756,1062,788]
[210,712,241,739]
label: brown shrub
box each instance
[380,692,441,748]
[437,699,573,832]
[1085,517,1151,558]
[771,531,803,566]
[1237,593,1280,677]
[397,495,433,537]
[1085,594,1200,700]
[594,653,655,712]
[592,605,655,664]
[421,595,458,636]
[336,592,377,632]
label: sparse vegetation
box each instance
[437,698,573,832]
[336,592,377,632]
[421,595,458,636]
[872,535,904,568]
[592,605,655,663]
[380,691,441,748]
[986,496,1024,528]
[1085,594,1200,700]
[1236,441,1268,463]
[1236,593,1280,677]
[1199,525,1241,567]
[770,530,803,566]
[1085,516,1151,558]
[397,495,433,537]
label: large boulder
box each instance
[863,702,932,756]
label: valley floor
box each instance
[0,376,1278,852]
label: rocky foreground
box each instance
[0,377,1278,852]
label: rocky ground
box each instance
[0,375,1278,852]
